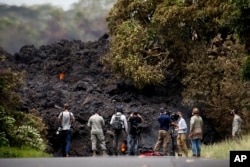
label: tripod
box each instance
[169,126,177,156]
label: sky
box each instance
[0,0,79,10]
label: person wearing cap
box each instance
[87,109,108,156]
[57,103,75,157]
[110,105,128,155]
[153,107,178,156]
[127,108,143,155]
[189,107,203,157]
[231,109,243,141]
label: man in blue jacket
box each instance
[153,107,178,156]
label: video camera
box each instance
[56,126,62,135]
[170,112,179,121]
[230,109,237,115]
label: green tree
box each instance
[0,54,47,150]
[0,0,116,54]
[228,0,250,83]
[0,69,24,110]
[182,35,250,137]
[228,0,250,53]
[104,0,250,138]
[103,0,234,88]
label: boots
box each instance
[192,154,200,157]
[102,150,108,156]
[92,151,96,157]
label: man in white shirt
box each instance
[57,103,75,157]
[176,111,188,157]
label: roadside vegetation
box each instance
[200,133,250,159]
[0,146,52,158]
[0,66,48,157]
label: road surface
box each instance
[0,156,229,167]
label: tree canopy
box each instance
[0,0,116,54]
[103,0,250,137]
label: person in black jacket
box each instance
[127,108,143,155]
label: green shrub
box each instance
[0,66,48,151]
[0,106,46,151]
[241,56,250,81]
[15,125,46,150]
[0,132,9,147]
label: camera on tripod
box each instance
[169,112,179,156]
[170,112,179,122]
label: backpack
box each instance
[112,114,123,130]
[130,117,142,135]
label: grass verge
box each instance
[0,146,52,158]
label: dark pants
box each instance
[113,130,124,155]
[127,134,139,155]
[61,130,72,156]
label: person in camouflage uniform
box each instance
[87,109,108,156]
[231,109,243,141]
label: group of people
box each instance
[57,103,243,157]
[109,106,143,156]
[154,107,243,157]
[153,107,203,157]
[87,105,143,156]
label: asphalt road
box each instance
[0,156,229,167]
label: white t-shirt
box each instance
[58,110,74,130]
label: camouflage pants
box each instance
[91,133,107,151]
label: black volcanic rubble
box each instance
[0,34,216,156]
